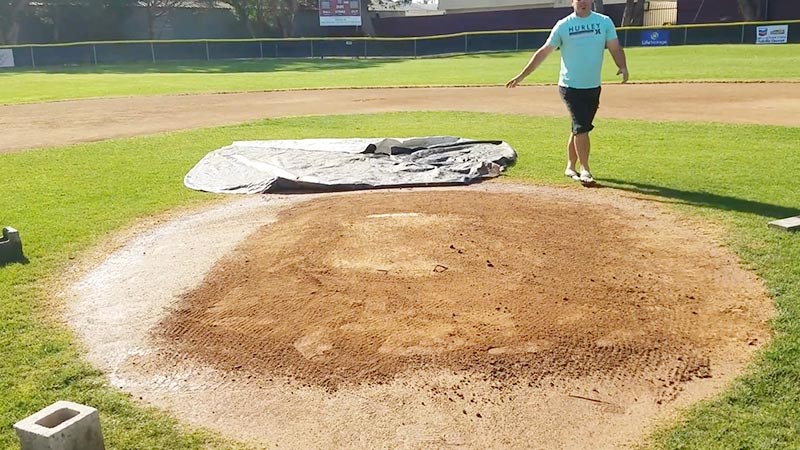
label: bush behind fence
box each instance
[2,21,798,69]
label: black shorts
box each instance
[559,86,601,135]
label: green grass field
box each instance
[0,44,798,104]
[1,45,800,449]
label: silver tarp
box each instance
[184,136,517,194]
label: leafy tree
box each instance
[141,0,188,39]
[0,0,29,44]
[33,0,135,42]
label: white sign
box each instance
[756,25,789,44]
[0,49,14,68]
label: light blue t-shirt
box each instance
[546,12,618,89]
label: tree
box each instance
[593,0,604,14]
[0,0,30,44]
[212,0,313,38]
[621,0,645,26]
[141,0,188,39]
[737,0,764,21]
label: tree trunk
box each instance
[233,3,255,38]
[1,0,28,45]
[147,8,156,39]
[53,3,61,42]
[621,0,644,26]
[360,0,374,37]
[593,0,604,14]
[737,0,763,21]
[632,0,645,25]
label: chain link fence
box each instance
[1,21,798,69]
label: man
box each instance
[506,0,628,185]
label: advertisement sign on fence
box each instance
[641,30,669,46]
[0,49,14,68]
[319,0,362,26]
[756,25,788,44]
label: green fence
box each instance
[1,20,798,69]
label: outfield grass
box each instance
[1,111,799,448]
[0,44,799,104]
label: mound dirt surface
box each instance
[158,190,741,395]
[67,185,773,449]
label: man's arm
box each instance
[505,45,556,88]
[606,38,629,83]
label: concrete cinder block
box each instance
[0,226,24,263]
[768,216,800,232]
[13,401,105,450]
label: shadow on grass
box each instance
[0,51,521,75]
[602,178,800,219]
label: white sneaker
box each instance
[565,169,580,181]
[579,170,595,184]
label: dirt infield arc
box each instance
[53,84,794,449]
[3,82,800,153]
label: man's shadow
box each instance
[601,178,799,220]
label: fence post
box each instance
[684,27,688,45]
[259,41,263,59]
[364,39,367,58]
[414,38,417,58]
[92,44,97,65]
[205,40,210,61]
[515,32,519,51]
[150,42,155,63]
[310,40,314,58]
[464,34,468,54]
[29,46,35,69]
[741,24,745,44]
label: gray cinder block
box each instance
[768,216,800,232]
[13,401,105,450]
[0,226,24,263]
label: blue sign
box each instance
[641,30,669,46]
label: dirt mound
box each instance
[155,190,761,398]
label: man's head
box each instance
[572,0,593,17]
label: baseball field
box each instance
[1,44,799,449]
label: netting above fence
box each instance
[1,21,798,69]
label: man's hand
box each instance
[506,76,524,88]
[617,67,629,83]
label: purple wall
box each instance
[677,0,745,24]
[677,0,800,24]
[373,1,800,37]
[373,5,625,37]
[769,0,800,20]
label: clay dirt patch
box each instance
[67,185,773,449]
[156,190,767,398]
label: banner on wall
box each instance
[641,30,669,46]
[756,25,788,44]
[0,49,14,68]
[319,0,362,26]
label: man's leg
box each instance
[566,134,578,173]
[573,132,591,174]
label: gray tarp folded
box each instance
[184,136,517,194]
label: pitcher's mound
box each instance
[155,189,771,399]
